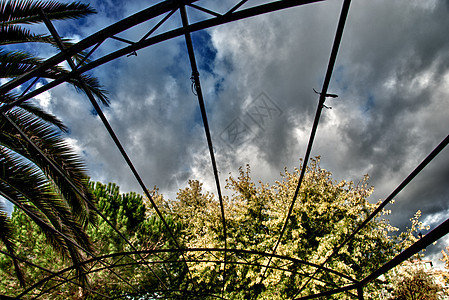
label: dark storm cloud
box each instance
[330,0,449,228]
[30,0,449,262]
[202,0,449,257]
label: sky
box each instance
[3,0,449,266]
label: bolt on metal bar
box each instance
[259,0,352,291]
[180,5,228,296]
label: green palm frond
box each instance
[0,49,43,75]
[69,73,109,105]
[1,92,68,132]
[0,207,26,287]
[17,103,68,131]
[0,0,95,25]
[0,149,71,243]
[0,28,93,68]
[0,149,90,282]
[1,194,90,285]
[0,109,95,227]
[0,25,55,45]
[0,0,101,288]
[0,50,109,105]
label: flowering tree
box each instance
[164,158,420,299]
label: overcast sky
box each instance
[3,0,449,265]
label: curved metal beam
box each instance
[0,0,198,97]
[0,0,324,112]
[21,247,358,298]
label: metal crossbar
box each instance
[1,1,448,299]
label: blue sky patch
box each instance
[363,94,375,113]
[191,30,217,75]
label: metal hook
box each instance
[313,88,338,98]
[190,75,198,96]
[190,72,200,96]
[314,88,338,109]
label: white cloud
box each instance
[33,83,53,112]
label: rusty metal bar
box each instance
[139,9,177,42]
[225,0,250,15]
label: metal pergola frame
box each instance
[1,0,448,299]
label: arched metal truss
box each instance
[18,248,358,298]
[1,0,448,299]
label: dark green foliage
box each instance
[0,160,434,299]
[0,180,183,299]
[0,0,108,288]
[0,0,95,25]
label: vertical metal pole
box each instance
[180,5,228,296]
[357,285,364,300]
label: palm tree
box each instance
[0,0,108,287]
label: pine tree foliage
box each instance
[0,181,181,298]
